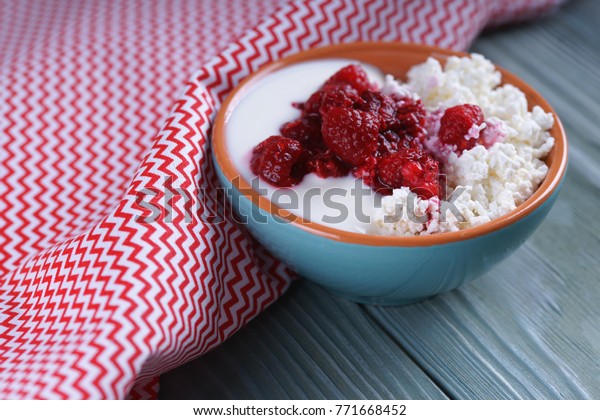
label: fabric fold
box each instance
[0,0,565,399]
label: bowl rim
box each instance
[212,41,568,247]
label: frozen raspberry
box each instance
[280,117,323,148]
[352,156,376,181]
[279,117,350,180]
[302,90,325,117]
[324,64,372,93]
[353,157,396,195]
[319,84,361,116]
[322,107,380,166]
[438,104,485,152]
[388,96,427,146]
[257,64,441,196]
[377,148,440,199]
[307,149,350,178]
[250,136,309,187]
[300,65,371,117]
[378,131,404,155]
[356,91,397,129]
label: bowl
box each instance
[212,42,568,306]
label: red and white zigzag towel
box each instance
[0,0,563,399]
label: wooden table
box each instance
[159,0,600,399]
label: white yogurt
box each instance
[226,59,385,233]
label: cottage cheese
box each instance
[370,54,555,236]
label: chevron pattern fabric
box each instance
[0,0,564,399]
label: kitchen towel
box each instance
[0,0,564,399]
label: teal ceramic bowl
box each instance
[212,42,568,306]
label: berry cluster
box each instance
[250,64,486,199]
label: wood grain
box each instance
[159,0,600,400]
[159,282,447,399]
[365,0,600,399]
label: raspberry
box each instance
[319,84,361,116]
[352,157,376,180]
[388,96,427,146]
[252,65,439,197]
[322,107,380,166]
[307,149,350,178]
[377,148,440,199]
[301,65,371,117]
[302,90,324,117]
[438,104,485,152]
[250,136,309,187]
[324,64,372,93]
[356,91,397,129]
[353,157,396,195]
[378,131,403,155]
[280,117,323,149]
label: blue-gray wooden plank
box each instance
[159,282,447,399]
[160,0,600,399]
